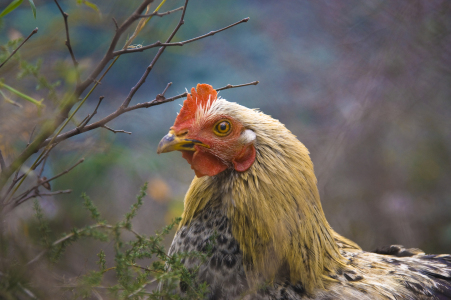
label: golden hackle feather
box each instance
[178,99,360,293]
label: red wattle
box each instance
[191,150,228,177]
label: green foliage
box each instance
[17,58,61,101]
[27,184,213,299]
[0,38,61,107]
[33,199,51,247]
[82,193,104,223]
[0,0,36,19]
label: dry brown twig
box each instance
[139,6,184,18]
[1,158,84,212]
[0,0,256,211]
[54,0,80,84]
[0,28,38,69]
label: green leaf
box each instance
[0,0,24,18]
[0,82,44,107]
[83,1,100,14]
[27,0,36,18]
[77,0,101,15]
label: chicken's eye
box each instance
[214,120,232,136]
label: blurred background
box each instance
[1,0,451,296]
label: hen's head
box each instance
[157,84,257,177]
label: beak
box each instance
[157,129,210,154]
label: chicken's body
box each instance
[158,84,451,299]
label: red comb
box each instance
[172,83,218,130]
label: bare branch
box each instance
[54,0,80,84]
[0,0,154,190]
[78,0,155,91]
[38,159,84,188]
[138,6,184,18]
[0,28,38,69]
[216,80,260,92]
[83,96,104,127]
[119,0,190,109]
[113,17,250,56]
[127,80,260,110]
[102,125,132,135]
[11,158,84,205]
[12,189,72,209]
[38,81,259,147]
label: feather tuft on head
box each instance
[172,84,217,131]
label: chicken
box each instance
[157,84,451,299]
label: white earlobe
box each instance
[240,129,256,145]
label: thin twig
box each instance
[102,125,132,135]
[113,17,250,56]
[13,189,72,209]
[1,143,55,204]
[54,0,80,84]
[138,6,183,18]
[38,151,50,178]
[12,158,84,204]
[28,126,37,146]
[81,96,104,128]
[216,81,259,92]
[155,82,172,102]
[112,17,119,31]
[0,151,5,174]
[0,28,38,69]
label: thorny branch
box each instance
[0,0,253,210]
[54,0,80,84]
[0,28,38,69]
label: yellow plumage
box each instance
[159,84,451,299]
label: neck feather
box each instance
[179,116,359,293]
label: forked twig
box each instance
[138,6,183,18]
[103,125,132,135]
[114,17,250,56]
[12,189,72,209]
[10,158,84,206]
